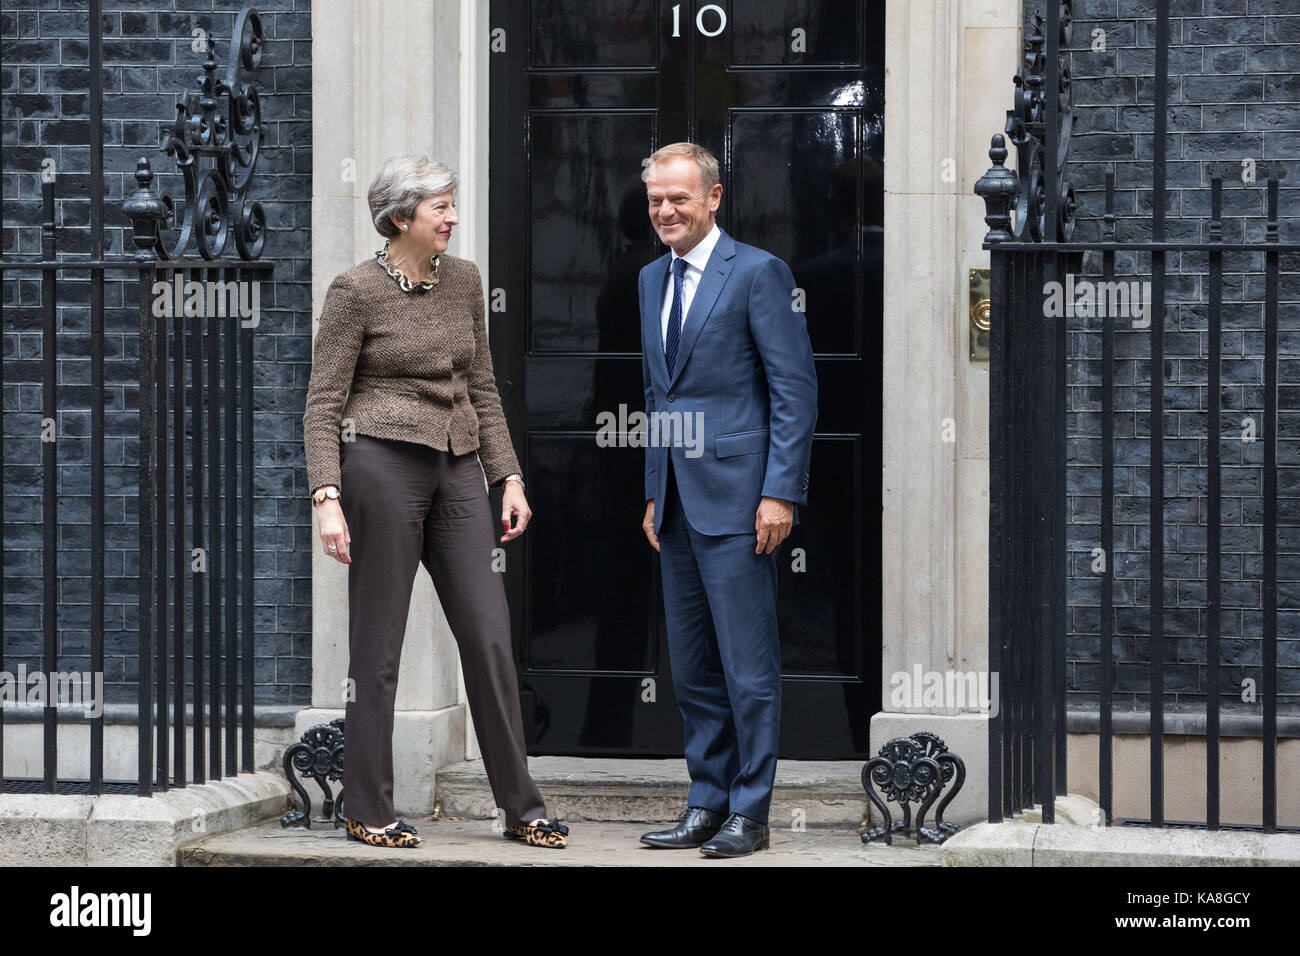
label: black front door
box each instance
[489,0,883,758]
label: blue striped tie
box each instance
[665,257,686,375]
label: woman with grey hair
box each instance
[302,154,567,850]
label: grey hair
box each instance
[368,155,458,238]
[640,142,720,191]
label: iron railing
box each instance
[979,0,1294,831]
[0,2,270,797]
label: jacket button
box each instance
[667,393,676,402]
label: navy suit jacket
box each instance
[640,227,819,536]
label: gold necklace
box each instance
[376,238,440,292]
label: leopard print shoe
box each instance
[503,818,569,849]
[344,817,422,848]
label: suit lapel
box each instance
[645,253,671,383]
[668,228,736,390]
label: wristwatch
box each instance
[504,474,525,490]
[311,486,340,506]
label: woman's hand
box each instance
[500,481,532,542]
[316,499,351,564]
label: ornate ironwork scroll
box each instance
[123,5,267,260]
[976,1,1076,245]
[281,718,346,829]
[860,732,966,846]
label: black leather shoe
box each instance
[698,812,769,858]
[640,807,727,848]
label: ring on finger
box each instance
[328,545,337,552]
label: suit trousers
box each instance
[339,434,546,828]
[657,457,783,823]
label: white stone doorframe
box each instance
[302,0,1020,821]
[301,0,488,818]
[872,0,1020,826]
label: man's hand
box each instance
[755,496,793,554]
[642,499,659,552]
[500,482,532,542]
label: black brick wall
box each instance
[1061,0,1300,716]
[0,0,312,708]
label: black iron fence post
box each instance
[1148,0,1170,829]
[89,0,107,798]
[977,134,1018,824]
[124,162,165,797]
[1263,174,1280,834]
[41,180,58,794]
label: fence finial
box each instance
[122,158,168,260]
[975,134,1018,248]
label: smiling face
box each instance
[394,190,458,255]
[644,156,722,256]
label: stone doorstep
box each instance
[435,757,876,827]
[942,794,1300,867]
[180,818,946,867]
[0,772,292,867]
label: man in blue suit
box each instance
[636,143,818,857]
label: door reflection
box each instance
[579,182,661,748]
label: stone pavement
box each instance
[180,817,945,867]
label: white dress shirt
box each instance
[659,222,722,349]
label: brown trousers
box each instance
[339,434,546,828]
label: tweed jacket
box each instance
[303,254,522,495]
